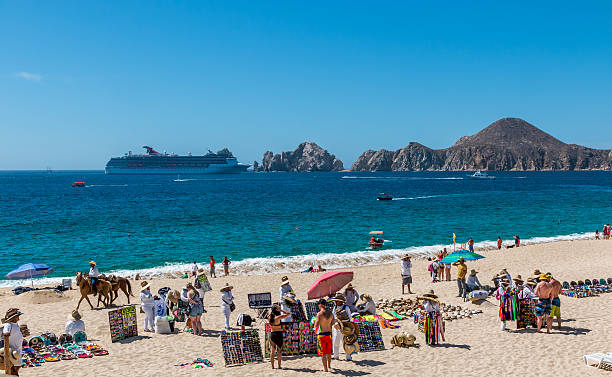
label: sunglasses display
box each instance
[220,329,263,367]
[264,322,317,358]
[274,300,307,322]
[355,320,385,352]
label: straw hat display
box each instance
[220,283,233,292]
[390,332,417,348]
[376,296,482,321]
[1,308,22,324]
[0,347,19,367]
[281,276,290,286]
[140,281,151,291]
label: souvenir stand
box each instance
[304,300,335,321]
[108,306,138,342]
[352,320,385,352]
[220,329,264,367]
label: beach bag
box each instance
[427,264,434,272]
[230,302,236,312]
[154,316,172,334]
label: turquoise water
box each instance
[1,171,611,285]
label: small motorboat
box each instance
[466,170,495,180]
[368,230,385,249]
[376,193,393,201]
[71,182,85,187]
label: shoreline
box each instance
[0,231,598,288]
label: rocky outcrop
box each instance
[352,118,612,171]
[256,142,344,172]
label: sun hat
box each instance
[470,269,478,276]
[422,289,438,299]
[499,269,508,276]
[89,261,96,265]
[140,281,150,291]
[545,272,553,278]
[539,274,549,280]
[329,292,346,303]
[1,308,22,324]
[402,254,411,261]
[0,347,19,365]
[220,283,233,292]
[513,275,524,283]
[526,278,537,286]
[281,276,290,285]
[345,283,355,290]
[458,257,465,262]
[360,294,372,302]
[71,310,82,321]
[19,324,30,337]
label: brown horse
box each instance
[75,272,112,310]
[99,274,134,305]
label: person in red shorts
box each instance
[314,298,335,372]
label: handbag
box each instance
[223,298,236,312]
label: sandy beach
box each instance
[2,238,611,377]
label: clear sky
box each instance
[1,1,611,169]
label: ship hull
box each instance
[105,164,249,174]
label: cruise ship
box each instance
[105,146,250,174]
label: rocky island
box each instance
[254,142,344,172]
[351,118,612,171]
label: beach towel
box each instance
[385,310,406,320]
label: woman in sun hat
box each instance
[416,290,445,345]
[64,310,85,337]
[357,294,376,315]
[140,281,155,332]
[220,283,234,330]
[279,276,294,323]
[2,308,24,376]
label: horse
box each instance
[99,274,134,305]
[75,272,112,310]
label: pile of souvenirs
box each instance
[15,331,108,369]
[376,298,482,322]
[561,279,612,298]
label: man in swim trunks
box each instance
[534,274,553,333]
[314,298,335,372]
[548,273,562,330]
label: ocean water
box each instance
[1,170,611,286]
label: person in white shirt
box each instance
[329,293,351,361]
[401,255,413,294]
[220,283,234,330]
[88,261,99,296]
[64,310,86,337]
[357,294,377,315]
[191,262,198,277]
[140,281,155,332]
[2,308,23,376]
[344,284,359,315]
[418,290,445,344]
[520,279,538,299]
[466,269,482,291]
[279,276,294,323]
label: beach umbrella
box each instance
[307,271,353,300]
[6,263,55,287]
[439,252,485,264]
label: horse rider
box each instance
[89,261,99,296]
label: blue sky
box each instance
[1,1,611,169]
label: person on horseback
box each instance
[89,261,99,296]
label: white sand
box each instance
[2,239,611,376]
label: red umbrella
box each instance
[307,271,354,300]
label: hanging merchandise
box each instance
[220,329,264,367]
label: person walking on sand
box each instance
[534,274,553,333]
[88,261,99,296]
[513,235,520,247]
[140,281,155,332]
[222,257,231,276]
[548,273,562,330]
[497,236,502,250]
[452,257,468,298]
[268,304,290,369]
[209,256,216,278]
[314,299,335,372]
[191,261,198,277]
[3,308,24,376]
[220,283,234,330]
[401,255,413,294]
[468,237,475,252]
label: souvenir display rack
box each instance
[220,329,264,367]
[275,300,307,322]
[304,300,335,320]
[517,298,537,329]
[354,320,385,352]
[108,305,138,342]
[264,322,317,357]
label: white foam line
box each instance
[0,231,597,287]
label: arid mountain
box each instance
[254,142,344,172]
[352,118,612,171]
